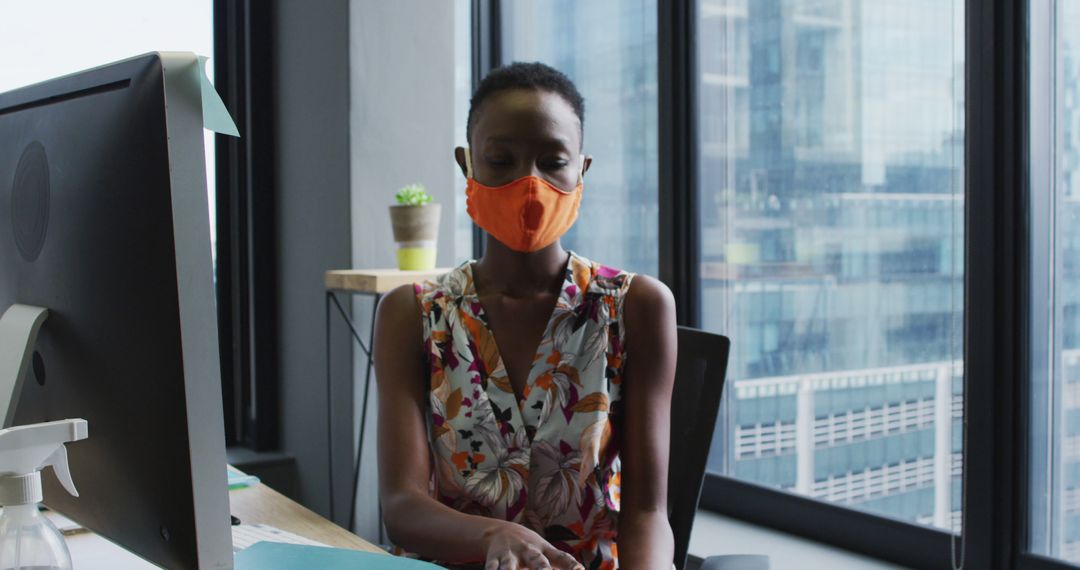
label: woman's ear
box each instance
[454,146,469,178]
[582,155,593,178]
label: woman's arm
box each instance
[616,275,678,569]
[374,285,580,569]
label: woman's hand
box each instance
[481,522,583,570]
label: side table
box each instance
[323,268,448,533]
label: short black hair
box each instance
[466,61,585,145]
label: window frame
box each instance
[213,0,280,451]
[1018,0,1077,568]
[658,0,702,327]
[469,0,501,258]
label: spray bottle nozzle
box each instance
[0,419,87,506]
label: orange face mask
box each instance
[464,149,585,253]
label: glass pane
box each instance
[698,0,966,532]
[0,1,215,263]
[500,0,659,275]
[1030,0,1080,562]
[454,0,474,263]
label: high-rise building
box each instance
[1056,2,1080,560]
[698,0,966,531]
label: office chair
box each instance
[668,326,731,570]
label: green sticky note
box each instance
[197,56,240,137]
[235,543,446,569]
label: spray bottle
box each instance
[0,419,87,570]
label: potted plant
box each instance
[389,184,440,270]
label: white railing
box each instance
[733,359,961,527]
[733,359,962,400]
[812,456,935,504]
[730,350,1080,532]
[1064,487,1080,513]
[812,398,935,447]
[735,421,797,458]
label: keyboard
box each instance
[232,523,329,552]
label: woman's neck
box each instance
[473,237,569,298]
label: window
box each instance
[454,0,474,264]
[0,1,216,261]
[1030,0,1080,563]
[697,0,966,532]
[500,0,659,275]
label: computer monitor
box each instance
[0,53,232,569]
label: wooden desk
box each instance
[60,482,384,569]
[230,482,384,553]
[324,267,451,293]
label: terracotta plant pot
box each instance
[389,203,440,270]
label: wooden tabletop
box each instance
[325,268,451,294]
[229,482,385,554]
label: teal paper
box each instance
[226,465,259,489]
[196,56,240,137]
[235,542,446,569]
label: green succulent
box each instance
[395,184,433,206]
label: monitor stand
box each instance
[0,305,49,428]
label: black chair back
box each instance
[668,326,731,570]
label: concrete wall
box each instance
[348,0,461,541]
[268,0,463,539]
[272,0,355,527]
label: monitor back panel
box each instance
[0,54,228,569]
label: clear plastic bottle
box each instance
[0,505,71,570]
[0,420,86,570]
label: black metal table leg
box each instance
[325,289,383,536]
[325,291,335,522]
[348,292,380,534]
[327,289,373,526]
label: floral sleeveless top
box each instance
[414,251,634,569]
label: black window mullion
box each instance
[964,0,1027,566]
[214,0,279,451]
[470,0,501,259]
[658,0,700,327]
[213,0,243,447]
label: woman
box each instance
[373,62,677,569]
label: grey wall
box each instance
[269,0,463,540]
[349,0,461,541]
[350,0,459,269]
[272,0,355,526]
